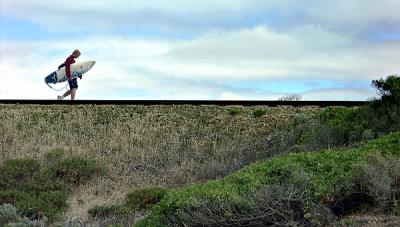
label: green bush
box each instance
[0,158,67,220]
[135,133,400,226]
[293,113,307,127]
[87,187,169,225]
[306,124,348,150]
[179,174,334,226]
[227,108,242,116]
[346,154,400,213]
[0,159,40,189]
[0,150,106,222]
[368,75,400,133]
[87,204,138,227]
[318,106,355,126]
[361,129,375,141]
[256,106,368,155]
[44,148,65,164]
[330,153,400,216]
[294,76,400,151]
[126,187,168,210]
[316,106,365,145]
[7,217,48,227]
[0,185,67,220]
[252,109,267,118]
[0,203,20,226]
[0,203,48,227]
[47,157,106,186]
[88,204,131,219]
[372,75,400,103]
[1,190,43,219]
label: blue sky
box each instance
[1,1,399,100]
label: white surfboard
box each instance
[45,61,96,85]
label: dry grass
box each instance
[0,104,320,220]
[337,215,400,226]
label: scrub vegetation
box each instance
[0,149,105,225]
[0,103,320,224]
[137,133,400,226]
[1,75,399,226]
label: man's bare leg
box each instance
[70,88,77,100]
[61,90,71,99]
[58,89,76,100]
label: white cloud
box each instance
[2,0,400,34]
[161,26,399,80]
[218,87,377,101]
[0,1,256,32]
[218,92,246,100]
[302,88,377,101]
[0,63,56,99]
[305,1,400,31]
[218,91,280,101]
[1,0,399,100]
[0,25,398,100]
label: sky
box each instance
[0,1,399,100]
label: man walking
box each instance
[58,49,81,100]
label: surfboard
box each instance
[44,61,96,85]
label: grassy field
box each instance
[0,104,321,220]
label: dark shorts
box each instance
[68,78,78,89]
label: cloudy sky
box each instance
[0,1,399,100]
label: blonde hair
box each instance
[72,49,81,56]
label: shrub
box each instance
[227,108,242,116]
[318,106,365,144]
[0,159,41,189]
[299,105,379,150]
[87,205,139,227]
[7,217,48,227]
[47,157,106,186]
[252,109,267,118]
[372,74,400,103]
[36,191,68,218]
[318,106,354,126]
[44,148,65,165]
[87,187,168,225]
[306,124,348,151]
[252,106,370,159]
[0,203,48,227]
[293,113,307,127]
[0,150,106,222]
[368,75,400,133]
[348,154,400,213]
[0,190,40,219]
[136,133,400,226]
[88,204,131,219]
[279,93,302,101]
[0,158,67,220]
[248,122,314,163]
[361,129,375,141]
[0,203,20,226]
[0,190,67,220]
[179,175,334,226]
[126,187,168,210]
[330,153,400,216]
[295,76,400,151]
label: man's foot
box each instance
[57,95,63,100]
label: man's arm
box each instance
[65,57,73,80]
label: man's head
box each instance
[72,49,81,58]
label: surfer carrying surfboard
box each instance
[57,49,82,100]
